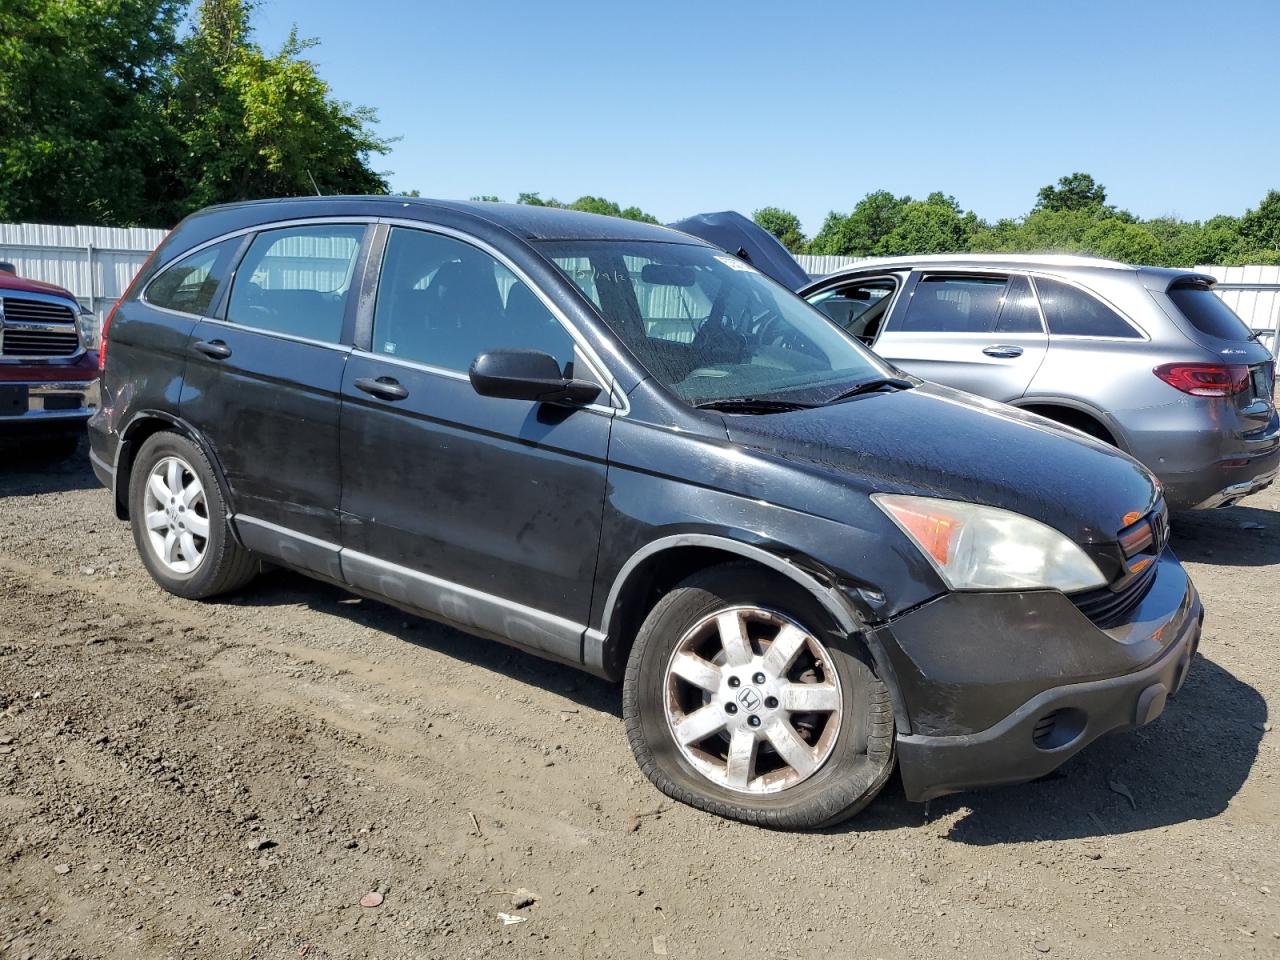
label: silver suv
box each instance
[799,255,1278,511]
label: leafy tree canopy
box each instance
[491,191,658,223]
[0,0,390,226]
[1034,172,1108,214]
[752,207,806,253]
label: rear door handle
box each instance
[982,344,1024,358]
[354,376,409,402]
[193,339,232,360]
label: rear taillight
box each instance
[98,299,121,370]
[1153,362,1250,398]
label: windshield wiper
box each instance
[694,397,818,414]
[824,376,914,404]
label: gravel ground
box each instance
[1,441,1277,960]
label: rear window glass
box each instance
[1167,283,1254,341]
[1035,277,1139,338]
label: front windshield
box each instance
[539,240,891,405]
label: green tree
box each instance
[0,0,185,224]
[876,199,977,256]
[164,0,390,220]
[1239,190,1280,254]
[566,195,658,223]
[809,190,912,255]
[516,192,657,223]
[1034,172,1108,214]
[517,192,562,207]
[751,207,807,253]
[1081,219,1163,264]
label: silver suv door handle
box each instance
[983,344,1024,358]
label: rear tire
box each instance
[128,431,258,599]
[623,563,895,829]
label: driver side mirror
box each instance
[469,349,602,406]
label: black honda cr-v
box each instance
[89,197,1202,828]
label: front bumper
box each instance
[870,552,1202,802]
[0,378,100,435]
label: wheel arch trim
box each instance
[588,534,911,732]
[113,410,240,541]
[1009,395,1130,450]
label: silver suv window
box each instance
[900,276,1005,334]
[1034,277,1139,338]
[994,275,1043,334]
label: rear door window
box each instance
[144,239,239,316]
[1034,277,1140,338]
[994,275,1043,334]
[1167,282,1255,341]
[226,224,366,343]
[899,275,1005,334]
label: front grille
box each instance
[1071,501,1167,629]
[1,297,77,324]
[1071,560,1158,628]
[0,296,81,358]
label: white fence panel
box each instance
[0,222,167,323]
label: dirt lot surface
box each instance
[1,443,1277,960]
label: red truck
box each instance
[0,262,100,459]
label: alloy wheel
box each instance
[141,456,210,575]
[663,606,843,795]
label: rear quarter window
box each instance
[1034,277,1140,338]
[1167,283,1255,341]
[143,239,239,316]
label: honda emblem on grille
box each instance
[1151,509,1169,551]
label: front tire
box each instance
[128,431,258,599]
[623,564,895,829]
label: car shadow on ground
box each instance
[221,568,623,718]
[1171,503,1280,567]
[0,440,100,496]
[845,653,1267,842]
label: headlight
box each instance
[873,494,1107,592]
[77,310,100,351]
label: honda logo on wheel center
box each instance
[736,687,761,712]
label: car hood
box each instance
[723,382,1160,546]
[0,272,79,302]
[668,211,812,290]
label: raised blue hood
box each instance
[667,211,812,290]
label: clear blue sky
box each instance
[253,0,1280,235]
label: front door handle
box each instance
[193,339,232,360]
[983,344,1024,358]
[354,376,409,402]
